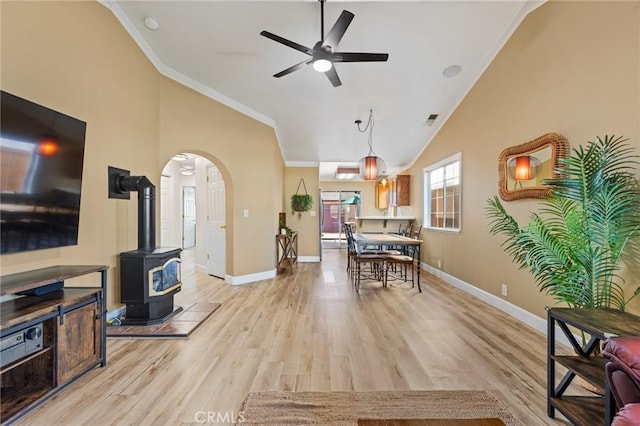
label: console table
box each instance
[547,307,640,426]
[0,265,108,424]
[276,232,298,274]
[355,216,415,229]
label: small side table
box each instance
[547,307,640,425]
[276,232,298,274]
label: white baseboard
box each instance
[299,256,320,262]
[225,269,276,285]
[421,262,573,348]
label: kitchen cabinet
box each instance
[375,175,410,209]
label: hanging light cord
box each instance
[356,109,376,155]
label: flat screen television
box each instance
[0,91,87,254]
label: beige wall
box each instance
[1,1,284,308]
[406,0,640,318]
[157,77,282,276]
[284,167,320,258]
[320,181,378,216]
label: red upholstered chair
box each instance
[602,336,640,426]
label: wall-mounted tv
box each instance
[1,91,87,254]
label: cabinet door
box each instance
[395,175,410,206]
[57,302,101,384]
[375,183,389,209]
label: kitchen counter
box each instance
[355,216,415,228]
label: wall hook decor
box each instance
[291,178,313,219]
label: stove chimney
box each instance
[108,168,156,251]
[117,175,155,250]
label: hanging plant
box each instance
[291,178,313,219]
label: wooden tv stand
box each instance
[0,265,108,425]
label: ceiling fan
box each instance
[260,0,389,87]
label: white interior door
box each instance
[207,165,225,278]
[182,186,196,249]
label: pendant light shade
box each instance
[358,155,386,181]
[356,109,386,181]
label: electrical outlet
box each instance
[437,260,442,268]
[501,284,508,296]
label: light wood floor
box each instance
[19,248,572,425]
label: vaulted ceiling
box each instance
[102,0,542,180]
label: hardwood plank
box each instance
[17,249,571,425]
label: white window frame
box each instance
[423,152,462,233]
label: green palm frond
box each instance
[486,135,640,310]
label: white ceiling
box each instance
[102,0,542,181]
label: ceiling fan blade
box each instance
[325,66,342,87]
[332,52,389,63]
[260,31,313,55]
[274,59,313,78]
[322,10,354,49]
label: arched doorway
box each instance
[161,153,226,279]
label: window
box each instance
[424,153,461,232]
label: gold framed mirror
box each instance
[498,133,569,201]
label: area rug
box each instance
[238,390,522,425]
[106,302,220,338]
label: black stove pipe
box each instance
[116,175,156,251]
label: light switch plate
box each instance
[243,209,249,217]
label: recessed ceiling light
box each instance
[143,16,159,31]
[442,65,462,78]
[172,153,188,161]
[335,167,359,180]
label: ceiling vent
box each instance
[426,114,439,126]
[335,167,360,180]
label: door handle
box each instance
[220,225,226,229]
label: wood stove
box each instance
[109,167,182,325]
[120,247,182,325]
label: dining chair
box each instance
[387,223,421,286]
[344,224,387,292]
[396,223,408,236]
[383,253,415,289]
[408,223,422,239]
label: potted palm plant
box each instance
[486,135,640,311]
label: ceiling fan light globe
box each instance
[313,59,332,72]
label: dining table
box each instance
[353,232,423,292]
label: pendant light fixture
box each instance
[356,109,386,180]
